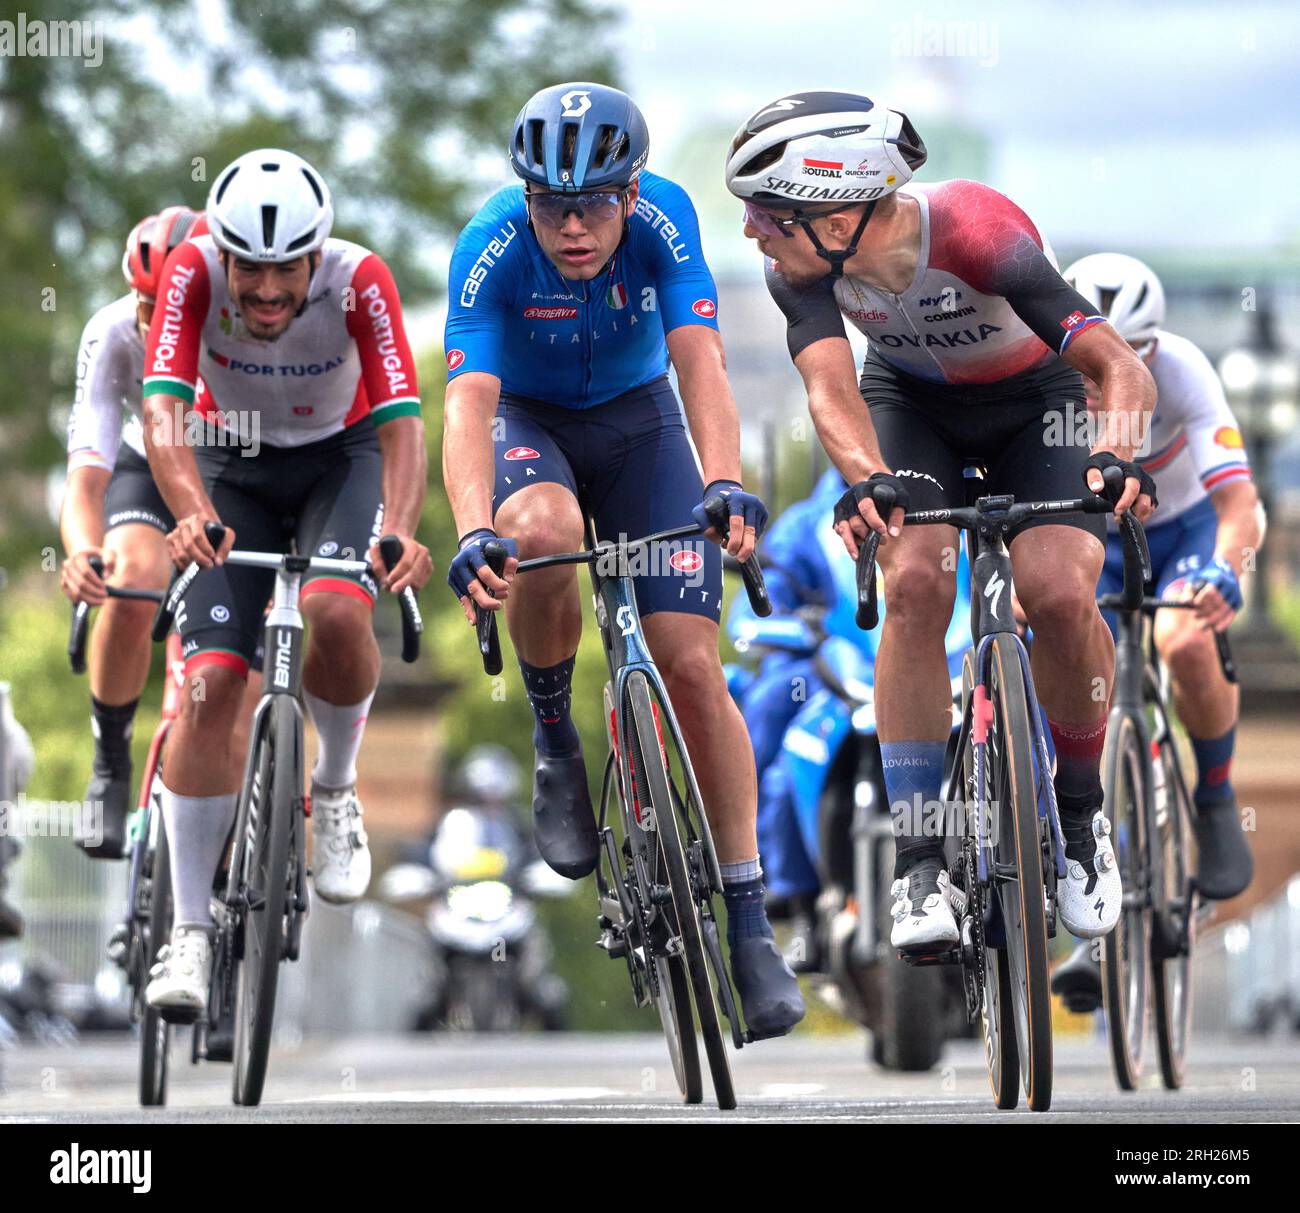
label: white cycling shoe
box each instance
[145,925,212,1020]
[1058,809,1122,938]
[890,862,966,952]
[311,782,371,904]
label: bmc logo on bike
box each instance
[273,630,293,690]
[504,446,539,461]
[669,550,703,573]
[446,349,465,370]
[692,298,716,318]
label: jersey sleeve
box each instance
[1171,341,1253,494]
[632,179,720,335]
[443,198,524,384]
[928,180,1106,356]
[764,258,847,360]
[67,310,130,473]
[345,253,421,426]
[142,240,210,404]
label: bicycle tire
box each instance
[232,696,298,1106]
[1100,711,1151,1091]
[655,951,703,1104]
[626,671,734,1110]
[139,812,172,1107]
[987,635,1053,1111]
[1153,735,1195,1089]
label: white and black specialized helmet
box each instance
[206,148,333,262]
[1062,253,1166,346]
[726,90,926,208]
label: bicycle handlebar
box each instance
[150,522,422,662]
[1097,593,1237,684]
[68,555,165,673]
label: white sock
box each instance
[159,784,237,929]
[305,689,375,790]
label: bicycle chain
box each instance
[958,835,987,1024]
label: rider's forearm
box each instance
[60,466,110,555]
[442,373,501,536]
[376,415,427,536]
[1064,325,1156,461]
[1210,480,1263,574]
[808,384,890,482]
[669,327,742,485]
[142,395,216,521]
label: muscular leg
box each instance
[642,612,756,863]
[88,523,170,705]
[1156,608,1237,753]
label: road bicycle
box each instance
[474,498,770,1109]
[151,523,421,1105]
[1098,582,1234,1090]
[68,564,174,1105]
[853,467,1148,1112]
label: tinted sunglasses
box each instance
[527,190,627,229]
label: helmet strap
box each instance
[798,201,878,280]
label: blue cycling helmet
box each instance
[509,82,649,191]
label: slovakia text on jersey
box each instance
[142,236,420,448]
[443,171,719,409]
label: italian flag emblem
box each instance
[606,282,628,309]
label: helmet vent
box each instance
[261,162,281,172]
[1099,288,1118,315]
[261,205,277,251]
[595,124,625,167]
[218,224,250,254]
[560,123,578,171]
[300,168,325,206]
[528,119,545,167]
[285,230,316,254]
[1132,282,1149,310]
[213,166,239,206]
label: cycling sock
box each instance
[159,784,238,929]
[305,689,375,789]
[880,739,947,852]
[1048,716,1106,809]
[520,656,580,757]
[721,860,773,947]
[1190,725,1236,807]
[90,695,138,775]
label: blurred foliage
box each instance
[0,0,619,573]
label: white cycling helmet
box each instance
[1062,252,1165,346]
[205,148,333,262]
[726,91,926,208]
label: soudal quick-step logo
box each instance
[802,158,843,178]
[446,349,465,370]
[504,446,540,461]
[669,549,704,573]
[523,306,579,320]
[846,159,881,179]
[692,298,716,318]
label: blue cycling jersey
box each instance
[444,171,720,408]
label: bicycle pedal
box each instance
[204,1026,234,1062]
[898,945,958,967]
[596,929,628,959]
[158,1004,201,1027]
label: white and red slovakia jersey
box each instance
[67,293,147,472]
[142,236,420,446]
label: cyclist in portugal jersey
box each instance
[139,149,433,1018]
[443,83,804,1039]
[726,91,1159,954]
[1053,253,1261,1009]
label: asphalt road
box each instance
[2,1032,1297,1123]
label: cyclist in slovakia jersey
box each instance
[727,91,1158,952]
[1053,254,1261,1009]
[139,149,433,1019]
[443,83,804,1039]
[59,207,226,858]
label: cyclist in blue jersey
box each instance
[442,83,804,1038]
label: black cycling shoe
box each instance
[532,751,599,880]
[730,936,806,1039]
[1193,796,1254,900]
[1050,940,1102,1013]
[77,765,131,859]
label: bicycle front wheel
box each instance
[1101,711,1151,1090]
[987,635,1053,1112]
[232,696,298,1107]
[1152,734,1195,1089]
[139,813,172,1107]
[625,671,734,1110]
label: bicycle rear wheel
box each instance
[232,696,298,1106]
[1152,735,1195,1089]
[987,635,1053,1111]
[655,951,702,1103]
[1101,711,1151,1090]
[626,671,735,1110]
[139,812,172,1107]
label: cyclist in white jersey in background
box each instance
[1053,252,1262,1008]
[138,150,432,1016]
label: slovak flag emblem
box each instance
[692,298,717,319]
[504,446,540,461]
[446,349,465,370]
[1060,310,1087,332]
